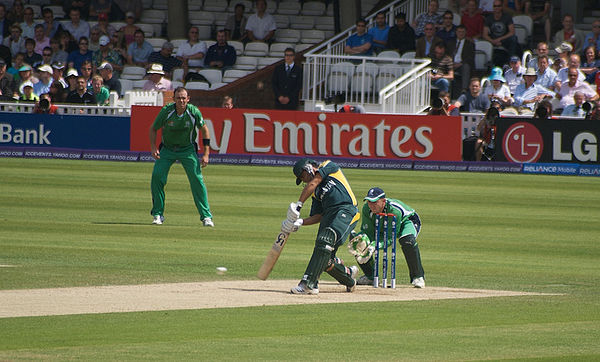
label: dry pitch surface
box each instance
[0,280,549,318]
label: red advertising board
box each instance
[131,106,462,161]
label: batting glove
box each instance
[287,201,303,222]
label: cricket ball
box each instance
[216,266,227,275]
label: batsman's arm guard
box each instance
[347,232,375,264]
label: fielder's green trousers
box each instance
[150,144,212,220]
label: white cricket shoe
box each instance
[346,266,359,292]
[152,215,164,225]
[412,277,425,288]
[290,282,319,295]
[356,275,373,285]
[203,218,214,227]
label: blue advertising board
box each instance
[0,113,130,150]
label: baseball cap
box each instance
[162,41,174,49]
[18,64,32,72]
[19,81,34,94]
[0,59,5,66]
[66,68,78,77]
[126,11,135,18]
[554,41,573,54]
[38,64,53,73]
[98,13,108,21]
[509,56,520,63]
[52,61,65,69]
[364,187,386,202]
[293,158,316,185]
[98,62,113,71]
[99,35,110,46]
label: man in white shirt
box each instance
[63,8,90,42]
[534,55,558,90]
[556,67,598,109]
[20,6,37,40]
[527,41,553,70]
[561,92,587,117]
[245,0,276,43]
[176,26,207,69]
[504,56,524,94]
[556,53,586,87]
[143,63,172,91]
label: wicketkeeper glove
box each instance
[348,232,375,264]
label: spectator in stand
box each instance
[581,46,600,84]
[34,25,50,55]
[88,0,112,21]
[412,0,441,38]
[523,0,551,44]
[7,52,25,81]
[63,8,90,42]
[92,12,116,37]
[556,53,586,86]
[41,46,53,66]
[66,75,94,104]
[42,8,63,40]
[91,74,109,104]
[436,10,457,46]
[116,0,142,22]
[3,24,26,56]
[24,38,42,67]
[33,64,53,96]
[429,42,454,92]
[88,27,101,51]
[143,63,172,91]
[93,35,123,77]
[67,36,92,74]
[19,81,38,102]
[49,37,68,64]
[204,30,237,71]
[0,5,10,40]
[126,29,152,66]
[416,23,442,58]
[97,61,121,95]
[502,0,523,16]
[225,3,248,42]
[0,59,17,100]
[7,0,24,25]
[51,61,68,88]
[176,26,207,70]
[148,41,182,79]
[483,67,513,108]
[59,30,78,54]
[272,47,302,110]
[63,0,91,21]
[555,67,598,110]
[344,18,373,56]
[583,20,600,54]
[454,77,490,112]
[552,14,585,55]
[245,0,276,44]
[534,55,558,91]
[554,41,572,70]
[479,0,494,14]
[513,67,554,113]
[110,30,127,62]
[33,93,58,113]
[449,24,474,97]
[20,6,36,40]
[534,98,553,118]
[222,95,234,109]
[482,0,519,66]
[80,59,93,88]
[65,67,78,92]
[386,12,416,56]
[561,91,588,117]
[461,0,484,40]
[119,12,140,47]
[368,11,390,54]
[527,41,552,70]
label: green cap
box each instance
[293,158,315,185]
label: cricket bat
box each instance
[257,231,290,280]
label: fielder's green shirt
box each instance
[360,198,416,244]
[152,103,204,149]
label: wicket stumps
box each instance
[374,213,397,288]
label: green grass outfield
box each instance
[1,158,599,360]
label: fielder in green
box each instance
[149,87,213,226]
[348,187,425,288]
[282,158,360,295]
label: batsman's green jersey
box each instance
[360,198,418,247]
[152,102,204,148]
[150,102,212,220]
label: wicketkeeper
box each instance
[348,187,425,288]
[281,158,360,295]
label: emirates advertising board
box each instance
[130,106,462,161]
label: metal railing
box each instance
[302,0,430,113]
[0,101,131,116]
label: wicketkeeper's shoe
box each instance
[346,266,359,292]
[356,275,373,285]
[290,282,319,295]
[412,277,425,288]
[202,218,214,227]
[152,215,164,225]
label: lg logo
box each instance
[503,122,543,163]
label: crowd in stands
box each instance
[344,0,600,117]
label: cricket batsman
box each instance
[149,86,213,227]
[348,187,425,288]
[281,158,360,295]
